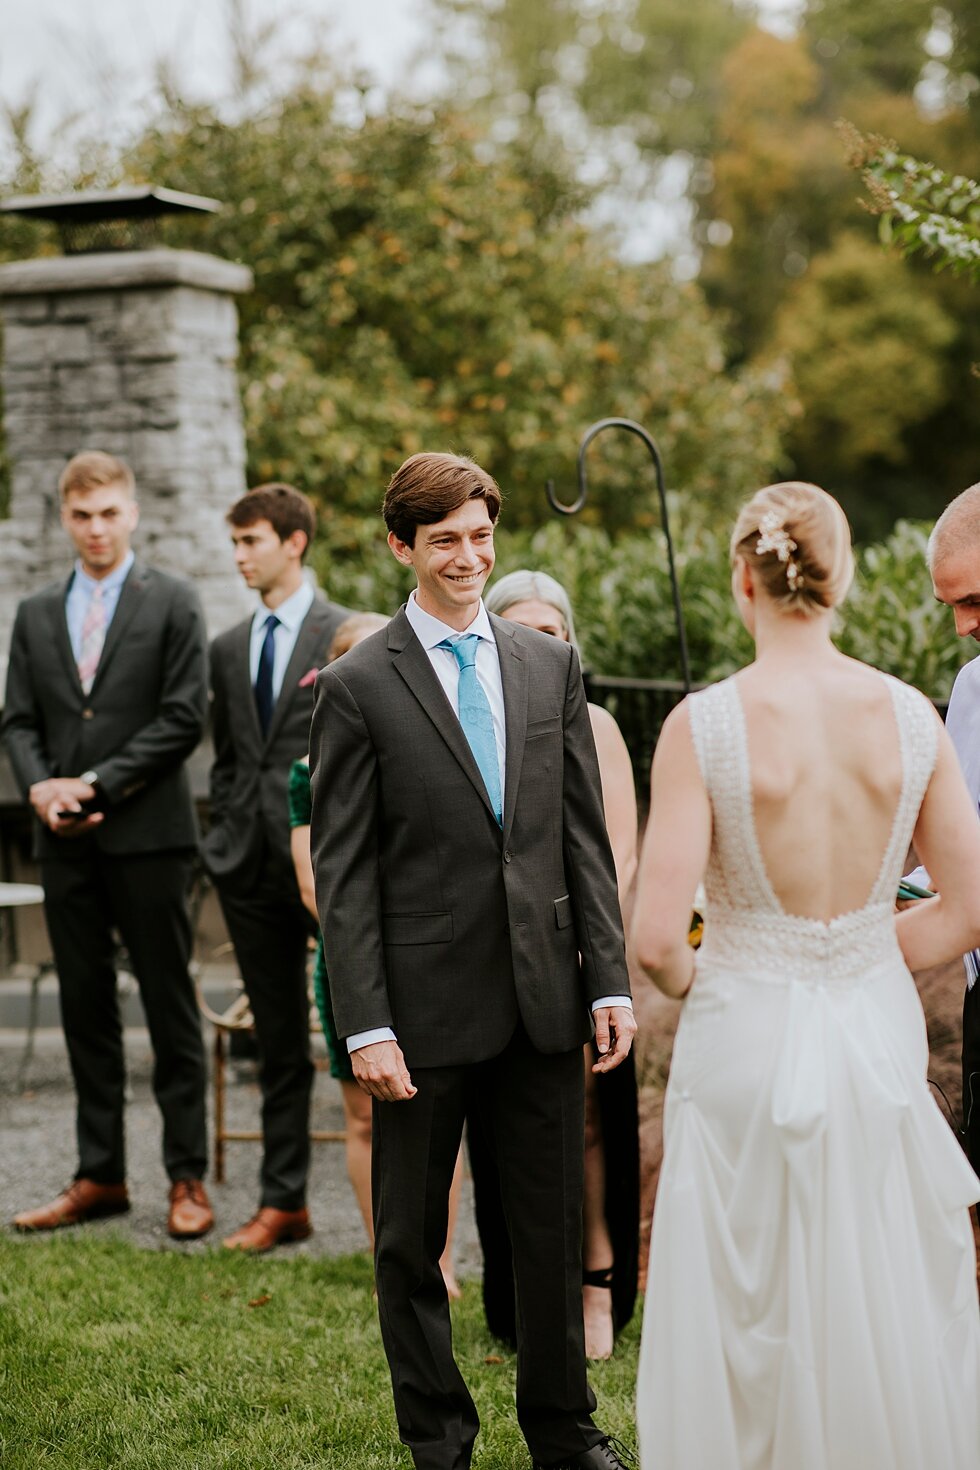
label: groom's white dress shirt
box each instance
[346,593,631,1053]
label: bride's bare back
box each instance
[633,480,980,1002]
[736,655,902,923]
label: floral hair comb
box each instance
[756,510,804,591]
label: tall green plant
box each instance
[311,514,971,700]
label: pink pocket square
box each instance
[298,667,321,688]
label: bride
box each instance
[632,481,980,1469]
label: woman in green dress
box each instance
[289,612,462,1293]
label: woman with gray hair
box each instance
[474,568,641,1360]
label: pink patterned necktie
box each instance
[77,584,108,694]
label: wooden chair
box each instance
[194,938,345,1184]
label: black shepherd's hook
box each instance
[546,416,692,692]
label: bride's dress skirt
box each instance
[638,924,980,1470]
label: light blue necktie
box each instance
[438,634,503,825]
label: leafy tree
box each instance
[311,511,970,699]
[766,232,957,535]
[123,85,788,531]
[435,0,750,157]
[842,125,980,281]
[431,0,980,534]
[803,0,936,96]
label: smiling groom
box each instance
[309,452,635,1470]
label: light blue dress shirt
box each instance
[65,551,135,662]
[248,579,315,702]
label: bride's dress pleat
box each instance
[637,674,980,1469]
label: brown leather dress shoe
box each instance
[13,1178,130,1232]
[222,1206,312,1253]
[167,1179,214,1240]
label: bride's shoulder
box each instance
[670,678,728,730]
[875,668,942,723]
[663,678,739,773]
[684,673,738,711]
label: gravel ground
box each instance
[0,1026,482,1273]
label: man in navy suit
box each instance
[205,483,350,1252]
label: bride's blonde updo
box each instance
[730,481,854,616]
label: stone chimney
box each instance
[0,186,255,687]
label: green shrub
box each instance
[310,514,972,701]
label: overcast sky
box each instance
[1,0,432,138]
[2,0,801,135]
[1,0,800,265]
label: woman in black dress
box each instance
[481,570,641,1358]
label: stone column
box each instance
[0,247,256,668]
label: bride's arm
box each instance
[896,720,980,972]
[630,701,712,999]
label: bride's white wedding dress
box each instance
[637,673,980,1470]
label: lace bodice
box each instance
[688,673,938,984]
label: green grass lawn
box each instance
[0,1235,640,1469]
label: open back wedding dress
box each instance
[637,673,980,1470]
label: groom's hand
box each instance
[592,1006,637,1074]
[352,1040,417,1102]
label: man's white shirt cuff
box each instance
[348,1001,631,1053]
[347,1026,397,1054]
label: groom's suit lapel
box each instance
[388,606,515,830]
[490,614,528,844]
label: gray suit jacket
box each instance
[309,607,630,1069]
[1,560,207,858]
[204,594,350,894]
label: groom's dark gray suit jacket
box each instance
[309,606,630,1070]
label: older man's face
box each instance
[933,549,980,640]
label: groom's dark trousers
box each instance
[373,1029,588,1461]
[310,607,631,1470]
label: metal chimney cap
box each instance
[0,185,222,222]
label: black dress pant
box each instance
[41,847,207,1185]
[216,873,314,1211]
[469,1040,640,1348]
[963,979,980,1228]
[372,1025,602,1470]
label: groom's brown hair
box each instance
[383,452,502,547]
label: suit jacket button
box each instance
[503,850,512,863]
[81,708,94,720]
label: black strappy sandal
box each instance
[582,1265,615,1290]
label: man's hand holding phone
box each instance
[41,795,104,836]
[30,777,104,835]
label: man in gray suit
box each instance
[310,452,636,1470]
[3,450,212,1239]
[205,483,349,1252]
